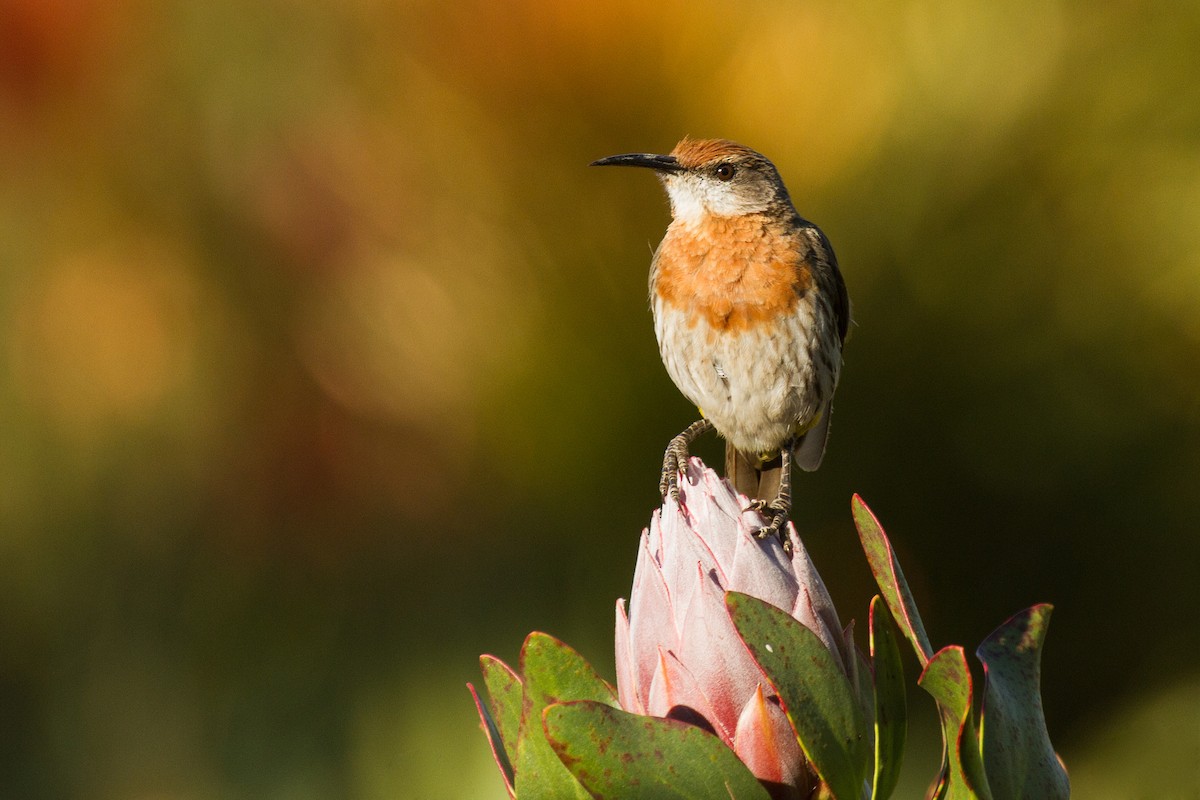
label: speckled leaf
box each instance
[851,496,933,666]
[918,647,992,800]
[481,655,522,764]
[469,681,516,797]
[976,605,1069,800]
[726,591,869,800]
[514,633,618,799]
[869,596,906,800]
[521,632,619,708]
[543,700,772,800]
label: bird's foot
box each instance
[660,450,682,501]
[659,418,714,502]
[749,436,796,552]
[753,501,792,553]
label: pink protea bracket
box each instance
[645,645,726,741]
[613,599,641,714]
[733,684,811,795]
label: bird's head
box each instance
[591,137,791,226]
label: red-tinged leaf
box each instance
[514,633,618,799]
[976,605,1069,800]
[851,496,933,666]
[469,681,516,797]
[918,647,992,800]
[543,699,773,800]
[928,766,949,800]
[868,596,906,800]
[481,655,522,763]
[520,632,619,708]
[726,592,869,800]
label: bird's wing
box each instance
[793,399,833,472]
[805,224,850,345]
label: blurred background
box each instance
[1,0,1197,797]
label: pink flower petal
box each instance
[679,458,743,568]
[614,598,644,714]
[628,529,676,709]
[733,683,811,793]
[646,507,665,554]
[729,522,800,612]
[644,646,732,745]
[645,647,669,716]
[677,561,766,735]
[657,500,726,622]
[786,528,849,671]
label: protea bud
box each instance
[614,459,854,799]
[472,463,1064,800]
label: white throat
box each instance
[662,174,769,226]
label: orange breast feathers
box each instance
[653,213,813,334]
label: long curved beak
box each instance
[590,153,684,173]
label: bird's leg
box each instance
[744,450,784,513]
[660,418,714,501]
[754,438,795,550]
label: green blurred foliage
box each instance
[1,0,1197,796]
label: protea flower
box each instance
[471,460,1068,800]
[614,459,854,799]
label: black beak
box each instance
[590,153,684,173]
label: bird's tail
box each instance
[727,402,834,498]
[725,444,784,502]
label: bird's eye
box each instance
[714,164,736,181]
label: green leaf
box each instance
[918,647,992,800]
[469,681,516,797]
[521,632,619,708]
[850,627,875,738]
[726,591,869,800]
[481,655,523,765]
[543,700,772,800]
[851,496,933,666]
[976,605,1069,800]
[868,596,906,800]
[514,633,618,800]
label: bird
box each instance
[591,137,849,540]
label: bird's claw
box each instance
[660,418,713,505]
[751,502,792,552]
[660,447,687,503]
[659,461,680,502]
